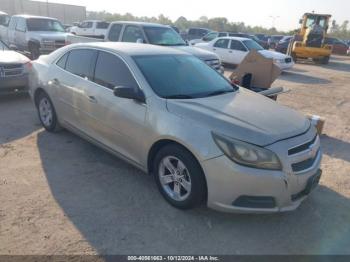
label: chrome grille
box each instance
[288,135,321,174]
[0,64,24,77]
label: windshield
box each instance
[143,26,186,46]
[243,40,264,51]
[0,40,9,50]
[27,18,65,32]
[133,55,236,99]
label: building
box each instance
[0,0,86,24]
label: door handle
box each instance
[229,50,233,53]
[213,48,216,51]
[48,78,59,85]
[87,95,98,103]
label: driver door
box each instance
[229,39,248,65]
[212,39,230,63]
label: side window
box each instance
[81,22,93,29]
[96,22,109,29]
[230,40,247,51]
[214,39,229,48]
[203,32,217,41]
[122,25,144,42]
[8,17,17,30]
[56,52,69,69]
[108,24,123,41]
[65,49,97,80]
[15,18,26,32]
[218,32,227,37]
[94,51,138,89]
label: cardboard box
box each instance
[229,49,282,89]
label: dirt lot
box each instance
[1,56,349,255]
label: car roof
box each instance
[216,36,251,41]
[12,14,59,20]
[110,21,170,28]
[68,42,189,56]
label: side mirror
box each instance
[113,86,146,103]
[136,38,145,44]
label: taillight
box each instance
[24,61,33,72]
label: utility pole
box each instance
[46,0,49,17]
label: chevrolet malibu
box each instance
[29,42,322,213]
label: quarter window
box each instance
[65,49,97,80]
[94,51,138,89]
[214,39,229,48]
[122,25,144,43]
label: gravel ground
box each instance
[0,56,349,255]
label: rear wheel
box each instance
[36,92,61,132]
[321,56,330,64]
[153,144,206,209]
[29,43,40,60]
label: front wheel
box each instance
[321,56,330,64]
[153,144,207,209]
[36,92,61,132]
[29,44,40,60]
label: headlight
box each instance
[212,133,282,170]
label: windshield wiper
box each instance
[164,94,195,99]
[204,89,235,97]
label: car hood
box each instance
[166,88,310,146]
[259,49,289,59]
[28,31,71,40]
[172,46,219,60]
[0,50,30,64]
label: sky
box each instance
[41,0,350,31]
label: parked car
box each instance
[196,37,294,70]
[0,40,31,95]
[268,35,284,49]
[275,36,292,54]
[190,31,238,46]
[229,33,269,49]
[0,11,10,41]
[69,20,110,39]
[29,42,322,213]
[4,15,71,59]
[255,33,269,42]
[324,37,348,55]
[182,27,211,41]
[67,21,223,73]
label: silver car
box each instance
[29,42,322,213]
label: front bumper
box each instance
[0,74,29,95]
[275,60,295,71]
[202,129,322,213]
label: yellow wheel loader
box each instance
[288,13,332,64]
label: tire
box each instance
[153,144,207,209]
[29,43,40,60]
[321,56,330,64]
[36,92,61,132]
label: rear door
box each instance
[107,23,123,41]
[229,39,248,65]
[212,39,230,63]
[95,22,109,38]
[52,49,98,132]
[83,51,147,163]
[121,25,146,43]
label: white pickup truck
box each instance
[0,11,10,41]
[66,21,224,73]
[69,20,110,39]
